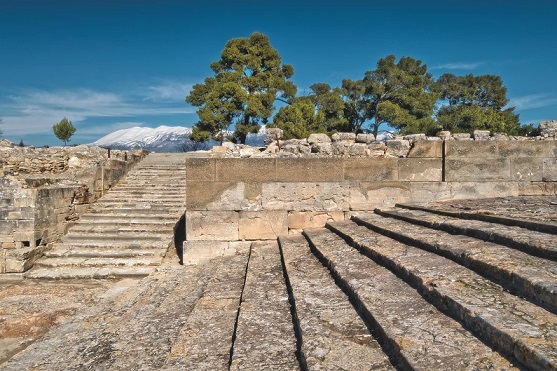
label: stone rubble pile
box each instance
[211,127,556,159]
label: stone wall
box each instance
[0,143,147,273]
[185,140,557,242]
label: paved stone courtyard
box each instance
[0,195,555,370]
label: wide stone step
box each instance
[23,266,156,280]
[327,220,557,370]
[45,247,165,258]
[34,256,162,269]
[68,224,176,233]
[54,239,169,249]
[63,232,166,242]
[376,207,557,261]
[353,213,557,312]
[278,234,393,370]
[78,214,179,223]
[397,202,557,234]
[87,207,183,215]
[165,246,251,369]
[229,241,298,369]
[303,227,516,370]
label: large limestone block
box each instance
[182,241,249,265]
[409,182,452,202]
[186,182,262,211]
[308,133,331,144]
[398,158,442,181]
[215,158,276,182]
[407,141,442,158]
[185,158,216,181]
[287,211,345,230]
[445,158,511,182]
[275,158,344,182]
[519,181,557,196]
[510,158,544,181]
[239,211,288,240]
[449,182,518,199]
[343,158,398,181]
[350,182,412,210]
[186,211,239,241]
[445,141,497,158]
[356,133,375,144]
[262,182,350,211]
[331,132,356,142]
[385,140,410,157]
[497,141,557,158]
[543,159,557,181]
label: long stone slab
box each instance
[303,227,516,370]
[279,234,393,370]
[327,220,557,370]
[353,214,557,312]
[230,241,299,369]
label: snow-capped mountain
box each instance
[91,125,266,152]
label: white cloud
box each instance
[146,82,192,102]
[0,88,196,136]
[432,62,484,70]
[509,93,557,110]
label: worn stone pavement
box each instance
[1,196,556,370]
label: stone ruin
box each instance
[0,140,147,272]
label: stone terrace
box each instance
[1,196,556,370]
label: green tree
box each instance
[52,117,76,145]
[342,55,438,136]
[308,83,349,132]
[269,99,325,139]
[186,32,296,144]
[436,73,521,135]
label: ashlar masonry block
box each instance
[186,211,239,241]
[398,158,443,181]
[287,211,345,230]
[262,182,350,211]
[239,211,288,240]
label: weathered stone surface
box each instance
[367,141,386,156]
[305,227,516,370]
[445,158,511,181]
[452,133,471,140]
[287,211,344,230]
[262,182,350,211]
[445,140,498,158]
[473,130,491,140]
[510,157,544,181]
[407,140,442,158]
[343,158,398,181]
[540,120,557,137]
[279,235,393,370]
[238,211,288,240]
[385,139,410,157]
[449,181,519,199]
[182,241,239,265]
[403,133,426,143]
[275,158,344,182]
[350,181,412,210]
[185,158,215,182]
[311,142,333,155]
[187,181,262,211]
[398,158,443,181]
[544,158,557,181]
[307,133,331,144]
[355,133,375,143]
[186,211,239,240]
[230,242,298,369]
[331,132,356,142]
[265,128,283,143]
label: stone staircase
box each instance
[4,198,557,370]
[24,153,187,280]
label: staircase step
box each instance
[23,266,156,280]
[376,207,557,261]
[303,227,516,370]
[68,224,175,234]
[45,247,165,258]
[229,241,298,369]
[353,214,557,312]
[397,203,557,234]
[165,247,251,369]
[34,256,162,268]
[278,234,393,370]
[328,219,557,370]
[53,240,170,249]
[63,232,166,242]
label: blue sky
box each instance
[1,0,556,146]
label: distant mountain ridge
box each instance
[91,125,266,152]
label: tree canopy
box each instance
[186,32,296,144]
[53,117,76,145]
[342,55,439,136]
[435,73,522,135]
